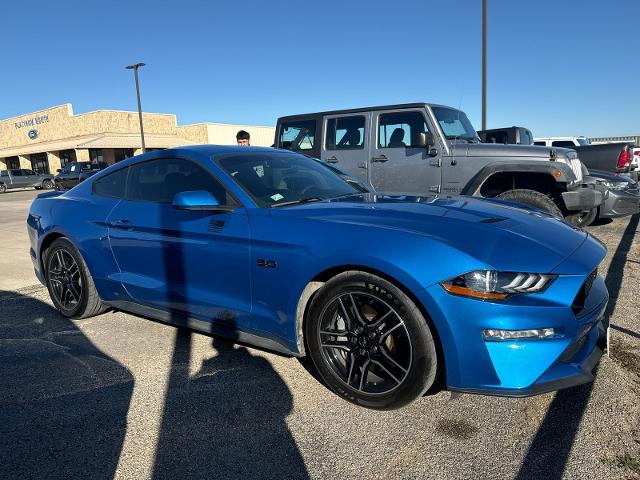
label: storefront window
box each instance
[89,149,103,165]
[31,153,49,174]
[59,150,76,169]
[5,156,20,170]
[114,148,134,162]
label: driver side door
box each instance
[107,157,252,325]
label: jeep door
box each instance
[369,109,441,194]
[320,113,371,186]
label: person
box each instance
[617,144,631,170]
[236,130,250,146]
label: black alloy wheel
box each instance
[45,238,107,319]
[306,271,438,410]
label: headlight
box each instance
[600,180,629,191]
[440,270,557,300]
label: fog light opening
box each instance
[483,328,562,341]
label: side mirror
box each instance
[173,190,232,212]
[424,132,438,157]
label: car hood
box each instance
[274,193,589,273]
[454,143,575,160]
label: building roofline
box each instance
[178,121,274,128]
[0,103,73,122]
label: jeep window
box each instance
[576,138,589,146]
[552,141,576,148]
[487,132,508,144]
[326,116,365,150]
[432,106,478,141]
[519,129,533,145]
[279,120,316,151]
[378,112,429,148]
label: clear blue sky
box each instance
[2,0,638,137]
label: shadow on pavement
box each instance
[516,213,639,479]
[0,290,134,479]
[151,195,308,479]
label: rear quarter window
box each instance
[93,168,128,198]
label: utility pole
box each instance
[482,0,487,131]
[126,62,146,153]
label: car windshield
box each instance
[217,151,368,208]
[431,106,479,141]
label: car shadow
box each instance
[150,201,309,479]
[0,289,134,479]
[516,213,639,479]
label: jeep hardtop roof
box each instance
[277,103,458,122]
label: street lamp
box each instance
[481,0,487,131]
[126,62,146,153]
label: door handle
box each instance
[358,162,368,169]
[326,156,339,164]
[108,219,131,229]
[371,155,389,163]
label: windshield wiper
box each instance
[271,197,323,208]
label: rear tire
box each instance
[44,238,107,319]
[306,271,438,410]
[496,189,563,218]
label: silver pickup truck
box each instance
[0,169,55,193]
[275,103,603,224]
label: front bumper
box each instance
[420,237,608,397]
[599,189,640,218]
[561,185,604,212]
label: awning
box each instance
[0,134,195,158]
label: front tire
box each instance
[569,208,598,228]
[44,238,107,319]
[496,189,563,218]
[306,271,438,410]
[42,179,53,189]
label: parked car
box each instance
[0,168,54,193]
[54,161,108,190]
[587,169,640,222]
[274,103,603,225]
[534,136,635,179]
[632,146,640,170]
[477,126,533,145]
[28,146,608,410]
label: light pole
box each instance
[126,62,146,153]
[481,0,487,131]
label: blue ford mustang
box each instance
[27,146,608,409]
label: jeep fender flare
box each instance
[460,161,575,196]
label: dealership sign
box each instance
[28,129,39,140]
[15,115,49,129]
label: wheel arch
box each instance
[294,264,446,390]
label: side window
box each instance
[326,116,365,150]
[519,130,533,145]
[552,141,576,148]
[378,112,429,148]
[487,132,508,144]
[126,158,233,206]
[0,171,8,177]
[533,141,546,146]
[11,169,23,176]
[94,168,128,198]
[22,169,36,176]
[279,120,316,151]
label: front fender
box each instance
[461,161,574,195]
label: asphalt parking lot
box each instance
[1,189,638,480]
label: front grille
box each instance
[569,158,583,182]
[571,269,597,315]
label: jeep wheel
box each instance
[567,208,598,228]
[496,189,563,218]
[306,271,438,410]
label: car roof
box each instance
[277,102,458,121]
